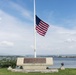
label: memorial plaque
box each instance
[24,58,46,63]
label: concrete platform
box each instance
[11,69,59,73]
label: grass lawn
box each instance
[0,68,76,75]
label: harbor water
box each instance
[50,57,76,68]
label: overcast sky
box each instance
[0,0,76,56]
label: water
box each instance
[50,57,76,68]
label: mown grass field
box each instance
[0,68,76,75]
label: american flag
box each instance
[36,15,49,36]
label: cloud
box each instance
[0,9,76,55]
[0,41,14,47]
[0,10,35,55]
[0,17,1,20]
[65,38,76,42]
[0,0,33,22]
[9,1,33,21]
[35,24,76,55]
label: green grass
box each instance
[0,68,76,75]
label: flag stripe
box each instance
[39,21,49,31]
[36,15,49,36]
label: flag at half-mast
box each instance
[36,15,49,36]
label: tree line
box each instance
[0,59,16,68]
[0,56,21,68]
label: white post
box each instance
[34,0,36,58]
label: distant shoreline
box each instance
[0,55,76,58]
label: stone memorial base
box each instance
[60,66,65,70]
[17,57,53,70]
[11,69,58,73]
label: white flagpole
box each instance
[34,0,36,58]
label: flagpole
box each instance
[34,0,36,58]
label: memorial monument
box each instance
[17,57,53,70]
